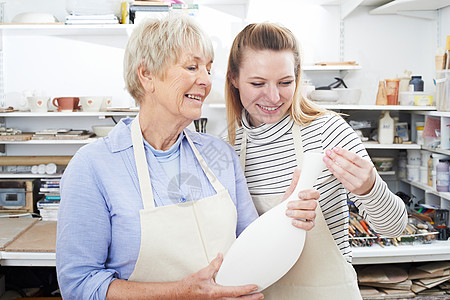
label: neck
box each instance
[139,103,189,151]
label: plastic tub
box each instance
[407,149,421,166]
[419,166,428,184]
[372,157,394,172]
[407,165,420,181]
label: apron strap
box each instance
[185,133,226,193]
[239,123,304,172]
[239,130,248,171]
[131,115,155,210]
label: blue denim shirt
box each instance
[56,117,258,300]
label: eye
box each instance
[207,69,212,75]
[280,80,294,86]
[187,65,198,71]
[250,82,264,87]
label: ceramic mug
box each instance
[27,96,49,113]
[100,96,112,111]
[53,97,80,112]
[80,96,103,112]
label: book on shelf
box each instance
[37,199,60,208]
[132,1,171,6]
[39,187,60,193]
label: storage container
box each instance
[407,149,421,166]
[372,157,394,172]
[407,164,420,181]
[419,166,427,184]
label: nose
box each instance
[266,83,280,103]
[196,67,212,88]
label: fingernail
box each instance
[286,210,292,216]
[252,286,258,292]
[325,149,331,156]
[323,157,330,163]
[299,192,306,199]
[333,147,340,153]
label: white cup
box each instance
[27,96,49,113]
[80,96,103,112]
[100,96,112,111]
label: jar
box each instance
[436,160,449,192]
[416,126,424,145]
[385,79,400,105]
[409,76,424,92]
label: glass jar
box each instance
[409,76,424,92]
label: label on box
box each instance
[415,95,433,106]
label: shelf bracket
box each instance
[396,10,438,20]
[339,0,364,20]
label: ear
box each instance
[228,71,239,90]
[137,65,155,93]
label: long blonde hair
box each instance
[225,22,331,145]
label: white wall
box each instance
[2,1,450,139]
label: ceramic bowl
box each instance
[92,125,114,137]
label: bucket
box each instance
[407,149,421,166]
[421,150,431,167]
[407,165,420,181]
[419,166,428,184]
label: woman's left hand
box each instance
[324,146,376,196]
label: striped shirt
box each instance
[234,113,408,262]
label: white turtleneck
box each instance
[233,112,408,263]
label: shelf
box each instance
[422,146,450,156]
[0,173,62,179]
[322,104,436,111]
[3,241,450,266]
[0,24,134,36]
[363,142,421,149]
[0,251,56,267]
[0,111,138,117]
[352,240,450,264]
[401,179,450,201]
[303,65,362,71]
[378,171,395,176]
[0,138,98,145]
[412,110,450,118]
[369,0,450,20]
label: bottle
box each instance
[409,76,424,92]
[376,81,388,105]
[436,160,449,192]
[378,111,394,144]
[399,70,412,92]
[427,155,433,186]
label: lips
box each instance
[257,104,282,112]
[185,94,203,101]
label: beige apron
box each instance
[128,116,237,282]
[240,124,362,299]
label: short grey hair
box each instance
[123,13,214,102]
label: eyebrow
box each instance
[248,75,294,80]
[191,55,213,64]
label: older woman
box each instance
[225,23,408,299]
[56,15,266,300]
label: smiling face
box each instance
[151,50,212,125]
[232,48,296,126]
